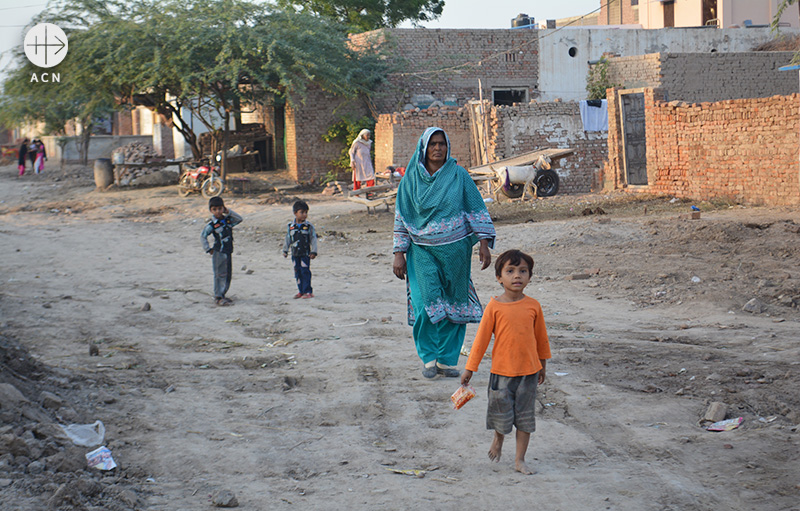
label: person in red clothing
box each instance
[461,249,551,475]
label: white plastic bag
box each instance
[61,420,105,447]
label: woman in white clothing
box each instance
[348,129,375,190]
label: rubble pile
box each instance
[111,143,164,186]
[0,336,141,510]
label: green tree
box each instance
[321,115,374,179]
[771,1,800,63]
[585,57,620,100]
[277,0,444,32]
[0,14,115,164]
[772,0,800,31]
[3,0,388,176]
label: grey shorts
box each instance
[486,372,539,435]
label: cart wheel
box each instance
[499,183,525,199]
[178,174,193,197]
[534,169,559,197]
[201,175,224,198]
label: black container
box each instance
[512,13,532,28]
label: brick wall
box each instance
[599,0,638,25]
[350,29,539,111]
[285,88,369,183]
[603,54,664,91]
[285,28,541,182]
[488,101,608,194]
[605,87,624,191]
[607,88,800,206]
[114,110,133,136]
[374,107,472,172]
[605,52,797,103]
[374,100,606,195]
[153,114,175,159]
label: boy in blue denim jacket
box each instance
[282,200,317,298]
[201,197,242,305]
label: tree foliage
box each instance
[277,0,444,32]
[0,9,116,163]
[771,1,800,62]
[1,0,388,166]
[321,114,374,175]
[772,0,799,30]
[585,57,620,100]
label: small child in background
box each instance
[17,138,29,176]
[201,197,243,306]
[461,249,551,475]
[34,140,47,174]
[282,200,317,299]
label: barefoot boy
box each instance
[461,249,551,475]
[201,197,243,306]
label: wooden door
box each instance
[621,92,648,186]
[663,1,675,27]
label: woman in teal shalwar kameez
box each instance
[392,128,496,379]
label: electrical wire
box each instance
[0,4,46,11]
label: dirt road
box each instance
[1,163,798,510]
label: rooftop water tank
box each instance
[512,13,534,28]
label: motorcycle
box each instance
[177,161,224,198]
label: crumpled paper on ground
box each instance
[706,417,744,432]
[86,446,117,470]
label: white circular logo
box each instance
[24,23,69,69]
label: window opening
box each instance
[492,89,527,106]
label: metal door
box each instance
[621,92,648,186]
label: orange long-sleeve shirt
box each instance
[465,296,551,377]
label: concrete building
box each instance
[602,0,800,29]
[537,26,795,102]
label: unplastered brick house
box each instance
[98,5,796,193]
[603,50,800,205]
[282,23,795,196]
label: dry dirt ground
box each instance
[0,163,799,511]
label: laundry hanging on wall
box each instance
[579,99,609,131]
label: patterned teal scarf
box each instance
[394,127,495,249]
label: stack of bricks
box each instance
[606,87,800,206]
[488,101,608,194]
